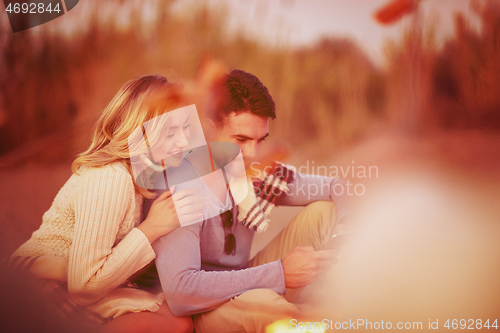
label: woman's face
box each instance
[151,109,191,168]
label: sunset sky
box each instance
[173,0,482,67]
[0,0,483,67]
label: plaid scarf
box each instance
[237,162,295,233]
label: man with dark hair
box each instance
[211,69,276,124]
[151,69,350,332]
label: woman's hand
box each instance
[138,187,205,244]
[170,187,206,227]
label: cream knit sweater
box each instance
[11,163,164,318]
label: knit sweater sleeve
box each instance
[68,165,155,306]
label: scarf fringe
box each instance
[237,162,295,233]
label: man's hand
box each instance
[281,246,337,289]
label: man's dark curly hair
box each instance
[212,69,276,125]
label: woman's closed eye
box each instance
[168,125,190,138]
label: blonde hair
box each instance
[72,74,183,198]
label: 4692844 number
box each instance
[444,319,498,330]
[5,2,61,14]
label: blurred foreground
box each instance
[279,129,500,331]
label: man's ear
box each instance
[202,118,217,140]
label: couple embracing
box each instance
[9,69,349,333]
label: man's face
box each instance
[212,111,269,165]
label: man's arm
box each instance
[153,224,286,316]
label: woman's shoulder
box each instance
[75,162,134,189]
[77,162,130,177]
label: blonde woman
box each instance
[9,75,202,333]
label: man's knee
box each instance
[303,200,337,223]
[297,201,337,250]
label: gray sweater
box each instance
[147,157,348,316]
